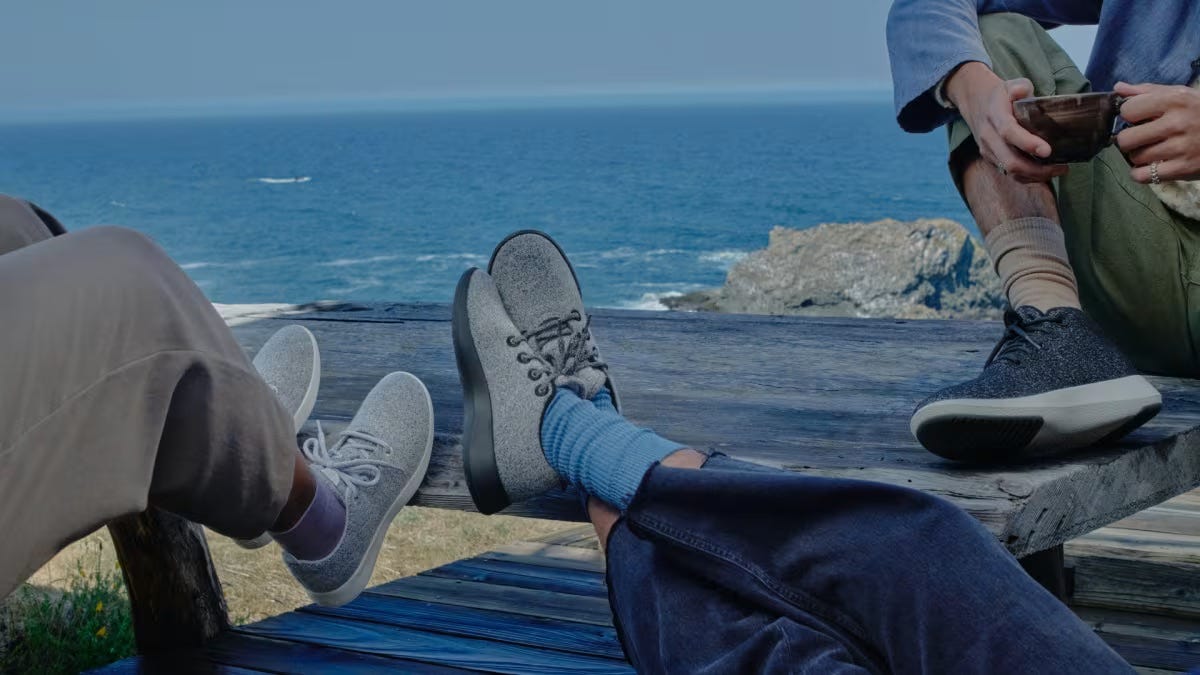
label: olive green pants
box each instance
[950,13,1200,376]
[0,197,296,599]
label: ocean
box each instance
[0,98,973,309]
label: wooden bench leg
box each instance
[1018,544,1069,601]
[108,508,230,652]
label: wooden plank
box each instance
[107,508,229,652]
[240,612,633,674]
[482,542,607,573]
[422,558,608,597]
[368,575,615,626]
[1077,607,1200,672]
[536,525,599,547]
[207,632,477,674]
[1067,528,1200,619]
[301,592,624,659]
[230,303,1200,556]
[1069,528,1200,566]
[87,656,263,674]
[1105,493,1200,537]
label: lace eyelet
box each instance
[527,370,543,381]
[517,353,531,364]
[536,383,551,396]
[506,335,521,347]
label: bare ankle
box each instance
[660,448,707,469]
[587,497,621,549]
[961,154,1060,235]
[272,454,316,531]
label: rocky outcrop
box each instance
[664,218,1004,320]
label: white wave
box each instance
[596,247,687,260]
[631,282,706,290]
[327,277,385,295]
[618,291,683,311]
[318,255,401,267]
[699,250,749,268]
[255,176,312,184]
[414,253,488,264]
[180,259,261,270]
[109,200,128,208]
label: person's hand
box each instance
[945,62,1069,184]
[1115,81,1200,184]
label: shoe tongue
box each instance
[555,367,607,400]
[1012,305,1048,323]
[310,463,347,493]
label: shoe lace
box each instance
[507,310,608,397]
[986,311,1065,366]
[301,421,394,501]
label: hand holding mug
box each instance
[1115,81,1200,184]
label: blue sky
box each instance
[0,1,1096,116]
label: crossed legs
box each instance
[0,197,307,597]
[953,13,1200,375]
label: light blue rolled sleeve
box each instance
[887,0,1103,133]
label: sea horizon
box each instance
[0,84,893,125]
[0,96,971,310]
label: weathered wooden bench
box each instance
[98,303,1200,669]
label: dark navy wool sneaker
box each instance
[911,306,1162,462]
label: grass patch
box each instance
[4,507,571,670]
[0,542,134,674]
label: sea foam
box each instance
[255,176,312,184]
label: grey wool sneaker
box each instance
[284,372,434,607]
[911,306,1161,462]
[453,267,609,514]
[238,324,322,549]
[488,230,617,408]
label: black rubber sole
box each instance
[915,400,1163,463]
[915,416,1045,463]
[452,269,511,515]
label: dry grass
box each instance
[27,507,573,624]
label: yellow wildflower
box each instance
[95,601,104,613]
[96,626,107,638]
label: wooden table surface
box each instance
[228,302,1200,558]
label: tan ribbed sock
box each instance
[984,217,1081,311]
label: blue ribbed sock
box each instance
[592,388,618,412]
[541,387,684,511]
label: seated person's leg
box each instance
[588,461,871,675]
[911,14,1164,462]
[0,195,67,255]
[597,498,872,674]
[953,17,1197,376]
[454,231,1131,674]
[0,225,432,608]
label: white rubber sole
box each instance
[911,374,1162,461]
[239,325,322,550]
[288,326,322,432]
[307,373,435,608]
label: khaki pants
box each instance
[950,13,1200,376]
[0,197,296,598]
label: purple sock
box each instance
[271,469,347,561]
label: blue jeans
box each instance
[605,455,1131,674]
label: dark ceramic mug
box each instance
[1013,92,1127,164]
